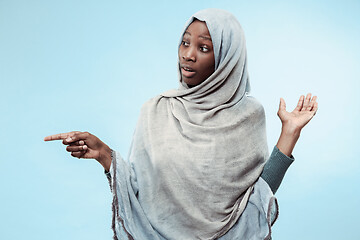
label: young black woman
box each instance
[45,9,318,240]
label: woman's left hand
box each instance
[275,93,318,157]
[277,93,318,133]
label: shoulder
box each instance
[140,95,164,112]
[138,95,168,121]
[237,94,266,118]
[245,94,265,111]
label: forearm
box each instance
[276,124,301,157]
[262,126,299,193]
[261,145,294,194]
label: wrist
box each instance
[281,123,301,138]
[277,125,301,157]
[97,144,112,172]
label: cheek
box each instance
[178,47,183,60]
[178,45,187,59]
[202,56,215,72]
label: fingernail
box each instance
[66,137,72,142]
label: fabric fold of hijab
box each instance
[120,8,269,240]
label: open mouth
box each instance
[181,66,196,78]
[182,66,194,72]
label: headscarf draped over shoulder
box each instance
[111,8,269,240]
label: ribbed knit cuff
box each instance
[104,150,115,181]
[261,145,295,194]
[105,169,112,181]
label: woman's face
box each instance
[179,20,215,87]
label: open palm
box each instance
[277,93,318,132]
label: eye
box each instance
[181,40,190,47]
[200,46,209,52]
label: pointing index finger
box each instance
[44,132,75,141]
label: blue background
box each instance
[1,0,359,239]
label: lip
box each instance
[180,65,196,78]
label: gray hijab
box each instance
[110,8,269,240]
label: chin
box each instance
[183,78,200,87]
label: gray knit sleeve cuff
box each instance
[105,169,112,181]
[104,150,115,182]
[261,145,295,194]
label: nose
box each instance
[182,46,196,62]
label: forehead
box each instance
[184,20,211,37]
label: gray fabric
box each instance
[217,178,278,240]
[109,8,271,240]
[107,154,279,240]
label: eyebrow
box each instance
[184,31,212,42]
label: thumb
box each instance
[277,97,287,120]
[65,132,90,144]
[278,97,286,112]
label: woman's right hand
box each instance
[44,131,112,171]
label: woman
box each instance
[45,9,318,240]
